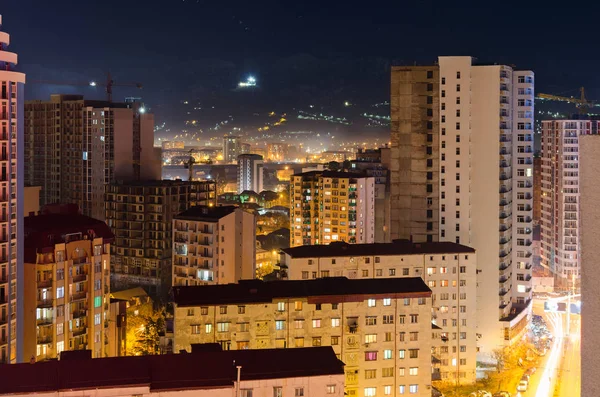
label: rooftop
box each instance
[110,179,215,187]
[175,205,237,222]
[282,240,475,258]
[110,287,150,302]
[0,347,344,394]
[24,213,114,263]
[173,277,431,307]
[293,170,367,178]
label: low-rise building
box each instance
[23,207,114,361]
[0,347,345,397]
[172,206,255,286]
[281,240,477,383]
[173,277,433,397]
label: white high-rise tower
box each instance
[0,15,26,363]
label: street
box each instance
[528,298,581,397]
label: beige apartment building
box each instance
[290,171,375,247]
[105,180,216,296]
[173,277,433,397]
[281,240,477,383]
[22,207,113,362]
[172,206,255,286]
[24,95,160,219]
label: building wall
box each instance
[172,209,255,286]
[175,295,432,397]
[533,156,542,225]
[390,66,440,243]
[579,134,600,397]
[24,186,41,216]
[23,237,111,361]
[0,15,26,363]
[283,251,477,383]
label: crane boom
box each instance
[536,87,598,115]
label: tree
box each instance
[492,348,508,373]
[126,308,165,356]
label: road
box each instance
[528,298,580,397]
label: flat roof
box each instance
[282,240,475,258]
[292,170,367,178]
[173,277,431,307]
[0,347,344,394]
[175,205,237,222]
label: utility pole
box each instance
[236,365,242,397]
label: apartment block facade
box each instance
[540,119,598,283]
[105,180,216,296]
[174,278,433,397]
[222,135,241,164]
[237,153,264,193]
[172,206,255,286]
[23,208,113,361]
[391,56,534,359]
[281,241,477,383]
[24,95,160,219]
[0,14,25,364]
[290,171,375,247]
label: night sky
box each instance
[3,0,600,122]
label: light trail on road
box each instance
[535,312,563,397]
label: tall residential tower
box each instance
[391,56,534,359]
[0,15,25,364]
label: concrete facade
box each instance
[223,135,241,164]
[0,14,26,363]
[172,206,256,286]
[281,242,477,383]
[174,279,433,397]
[237,154,264,194]
[105,180,216,297]
[579,134,600,397]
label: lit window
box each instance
[384,349,393,359]
[409,367,418,376]
[94,313,101,325]
[217,322,229,332]
[367,299,376,307]
[383,298,391,306]
[277,302,285,311]
[384,386,392,395]
[327,385,336,394]
[331,318,340,327]
[312,319,321,328]
[276,320,285,330]
[94,296,102,308]
[205,323,212,333]
[409,385,418,394]
[294,301,303,311]
[364,387,376,397]
[365,334,377,343]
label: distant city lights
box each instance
[238,76,257,88]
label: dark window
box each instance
[441,90,446,98]
[427,108,433,117]
[427,134,433,142]
[427,172,433,180]
[427,96,433,104]
[426,184,433,193]
[427,83,433,91]
[427,159,433,167]
[456,71,461,79]
[427,222,433,231]
[456,84,461,92]
[456,135,461,143]
[427,121,433,130]
[427,70,434,79]
[441,77,446,85]
[427,210,433,218]
[426,147,433,155]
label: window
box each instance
[399,315,406,324]
[365,316,377,326]
[399,367,406,376]
[409,349,419,358]
[367,299,376,307]
[201,307,208,315]
[274,387,283,397]
[365,334,377,343]
[385,332,392,341]
[364,388,376,397]
[456,71,461,79]
[382,367,394,377]
[294,301,303,311]
[383,315,394,324]
[238,306,246,314]
[384,349,393,359]
[276,320,285,330]
[331,259,336,264]
[312,319,321,328]
[399,349,406,359]
[294,319,304,329]
[331,336,339,345]
[362,269,369,277]
[56,341,64,355]
[327,385,336,394]
[312,337,322,346]
[442,77,446,85]
[277,302,285,312]
[315,303,322,310]
[94,313,101,325]
[186,308,194,316]
[365,351,378,361]
[56,323,63,335]
[295,388,305,397]
[456,84,461,92]
[205,323,213,333]
[409,385,418,394]
[410,332,418,341]
[409,367,418,376]
[383,298,391,306]
[332,303,338,310]
[219,306,227,314]
[399,332,405,341]
[241,390,253,397]
[94,296,102,308]
[404,298,410,306]
[456,122,460,130]
[56,287,64,299]
[331,318,340,327]
[389,268,396,276]
[301,271,309,279]
[365,369,377,379]
[295,337,304,347]
[384,386,392,396]
[217,322,230,332]
[376,269,382,277]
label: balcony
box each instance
[37,299,54,308]
[499,302,509,309]
[499,262,510,271]
[499,289,509,297]
[71,292,87,301]
[499,173,511,181]
[72,327,87,337]
[72,310,87,319]
[499,276,509,284]
[499,212,511,219]
[37,279,53,288]
[432,368,442,381]
[525,263,532,270]
[525,275,532,282]
[499,251,510,258]
[37,334,53,344]
[72,273,87,283]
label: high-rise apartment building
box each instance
[533,155,542,225]
[267,143,289,162]
[105,180,216,297]
[23,206,113,361]
[222,135,241,164]
[540,119,597,284]
[237,154,264,193]
[172,206,255,286]
[24,95,160,219]
[391,56,535,359]
[290,171,375,247]
[173,277,433,397]
[281,241,477,383]
[0,15,25,364]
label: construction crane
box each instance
[31,72,142,102]
[536,87,599,115]
[184,149,213,181]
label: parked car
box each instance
[517,380,529,392]
[525,367,537,376]
[493,392,511,397]
[521,374,530,382]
